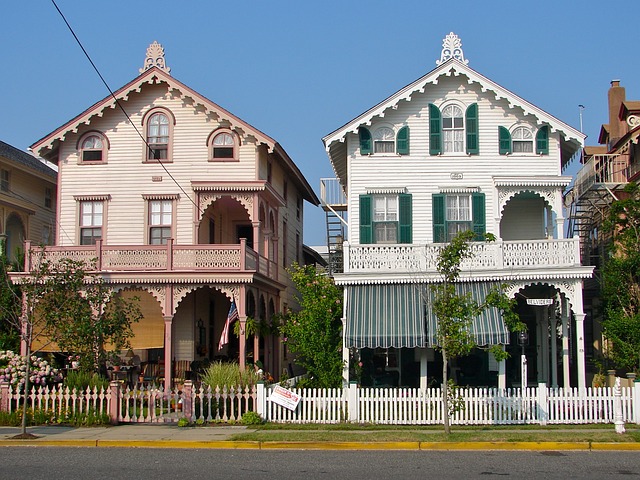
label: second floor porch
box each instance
[340,237,587,276]
[21,238,279,283]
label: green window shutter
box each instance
[429,104,442,155]
[398,193,412,243]
[466,103,479,155]
[536,125,549,154]
[397,126,410,155]
[432,194,446,243]
[499,126,512,155]
[472,192,486,240]
[359,195,373,244]
[359,127,372,155]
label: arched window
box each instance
[373,127,395,154]
[512,127,533,153]
[144,109,173,161]
[78,132,108,163]
[209,130,239,161]
[442,105,464,153]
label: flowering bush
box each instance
[0,351,62,388]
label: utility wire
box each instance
[50,0,203,216]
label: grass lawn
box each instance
[230,423,640,443]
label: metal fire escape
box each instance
[320,178,348,275]
[565,148,630,270]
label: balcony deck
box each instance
[22,238,278,282]
[341,237,586,276]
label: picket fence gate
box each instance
[1,380,638,426]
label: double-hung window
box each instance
[512,127,533,153]
[80,200,103,245]
[146,111,170,160]
[442,105,464,153]
[148,199,173,244]
[433,192,485,243]
[429,103,478,155]
[373,127,395,154]
[373,195,398,243]
[359,193,412,244]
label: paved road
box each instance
[1,448,639,480]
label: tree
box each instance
[601,182,640,372]
[35,257,142,375]
[430,230,523,434]
[0,246,20,351]
[2,250,141,438]
[279,264,343,388]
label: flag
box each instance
[218,300,239,351]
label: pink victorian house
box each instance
[24,42,318,388]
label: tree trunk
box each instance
[20,346,31,436]
[442,348,450,435]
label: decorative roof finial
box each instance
[140,41,171,75]
[436,32,468,66]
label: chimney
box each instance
[608,80,626,146]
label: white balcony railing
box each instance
[343,238,581,274]
[320,177,346,207]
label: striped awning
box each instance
[345,284,425,348]
[425,282,510,347]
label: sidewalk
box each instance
[1,424,640,450]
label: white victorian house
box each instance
[20,42,319,388]
[322,34,594,389]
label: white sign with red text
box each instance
[269,385,301,411]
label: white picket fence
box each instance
[1,381,638,425]
[256,382,639,426]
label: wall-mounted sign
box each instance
[450,173,463,180]
[526,298,553,306]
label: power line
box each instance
[50,0,203,217]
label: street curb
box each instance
[1,439,639,450]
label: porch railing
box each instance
[22,238,278,281]
[343,237,582,274]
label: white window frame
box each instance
[512,126,534,153]
[148,199,174,245]
[445,194,472,241]
[373,127,395,154]
[373,194,398,243]
[79,200,104,245]
[442,104,464,153]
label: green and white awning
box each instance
[424,282,510,347]
[345,282,510,350]
[345,284,425,348]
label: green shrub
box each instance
[177,417,190,427]
[241,411,263,425]
[63,370,109,391]
[200,361,260,389]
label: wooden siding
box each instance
[347,76,564,244]
[56,83,260,247]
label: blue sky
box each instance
[1,1,639,246]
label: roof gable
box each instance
[323,47,585,183]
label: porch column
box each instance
[342,318,349,387]
[541,307,550,384]
[419,348,428,390]
[238,316,247,372]
[561,297,571,388]
[163,316,173,391]
[263,229,271,261]
[536,308,543,383]
[575,313,587,389]
[498,345,507,389]
[252,221,261,252]
[550,310,558,388]
[546,205,554,238]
